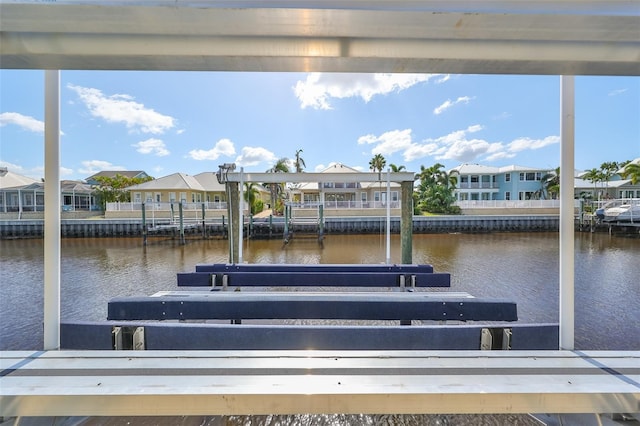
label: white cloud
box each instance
[433,96,472,115]
[0,161,72,180]
[356,122,557,164]
[608,88,627,96]
[314,164,326,172]
[78,160,125,175]
[67,84,175,134]
[294,73,439,110]
[0,112,44,132]
[60,166,74,177]
[358,129,414,156]
[235,146,277,167]
[508,136,560,153]
[133,138,170,157]
[188,138,236,161]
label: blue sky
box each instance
[1,70,638,181]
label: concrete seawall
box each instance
[0,215,560,239]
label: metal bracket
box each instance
[481,327,512,350]
[112,326,145,350]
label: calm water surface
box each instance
[1,232,638,351]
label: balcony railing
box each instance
[294,201,401,209]
[455,200,569,209]
[106,201,228,211]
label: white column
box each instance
[44,70,61,350]
[559,75,575,350]
[238,167,244,264]
[386,168,391,264]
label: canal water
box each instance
[1,232,638,425]
[1,232,638,351]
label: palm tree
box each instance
[600,161,619,197]
[369,154,386,173]
[415,163,459,214]
[265,158,290,214]
[540,167,560,199]
[369,154,386,206]
[294,149,306,173]
[243,182,260,214]
[583,168,605,200]
[622,161,640,185]
[389,164,406,173]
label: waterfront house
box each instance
[450,163,555,202]
[287,163,402,218]
[0,168,96,219]
[107,171,267,220]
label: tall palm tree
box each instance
[369,154,386,174]
[622,162,640,185]
[600,161,619,197]
[389,163,406,173]
[294,149,306,173]
[369,154,386,206]
[265,157,290,214]
[583,168,605,199]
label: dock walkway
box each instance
[1,350,638,417]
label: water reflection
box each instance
[1,232,638,351]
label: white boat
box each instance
[602,200,640,222]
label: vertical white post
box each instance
[44,70,61,350]
[560,75,575,350]
[238,167,244,264]
[386,169,391,264]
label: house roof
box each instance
[193,172,226,192]
[16,180,93,193]
[126,173,205,192]
[86,170,146,181]
[450,164,553,174]
[0,167,39,189]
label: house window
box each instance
[155,193,161,202]
[180,192,187,203]
[145,192,153,202]
[214,195,221,203]
[519,172,539,181]
[471,175,479,183]
[361,192,367,202]
[391,191,398,202]
[134,192,141,203]
[374,191,380,202]
[505,173,511,182]
[169,192,176,202]
[505,192,511,200]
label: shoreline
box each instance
[2,214,635,239]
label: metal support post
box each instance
[560,75,575,350]
[229,182,239,263]
[44,70,61,350]
[386,168,391,264]
[239,168,244,263]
